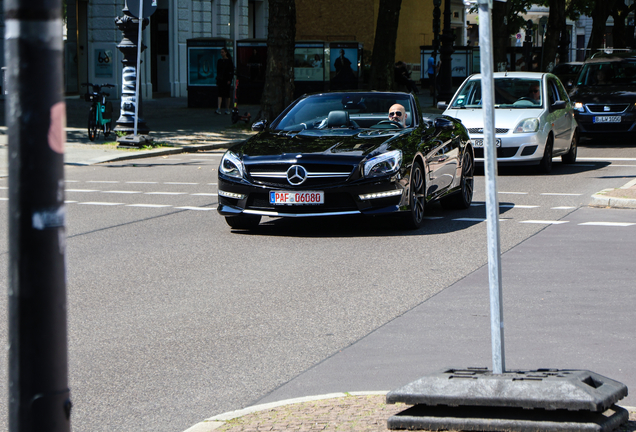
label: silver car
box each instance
[439,72,578,173]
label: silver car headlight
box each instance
[219,151,245,179]
[363,150,402,178]
[513,118,540,133]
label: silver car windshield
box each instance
[450,78,543,109]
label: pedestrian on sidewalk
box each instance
[216,48,234,115]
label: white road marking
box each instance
[126,181,158,184]
[164,182,199,185]
[175,206,215,211]
[87,180,119,183]
[470,203,484,206]
[423,216,444,220]
[65,180,80,183]
[579,222,636,227]
[126,204,173,208]
[577,157,636,161]
[78,202,124,206]
[499,191,528,195]
[0,186,7,189]
[551,206,576,210]
[191,193,218,196]
[540,193,582,196]
[453,218,508,222]
[520,220,569,225]
[207,183,218,185]
[101,190,142,194]
[66,189,98,193]
[499,204,539,208]
[145,192,188,195]
[0,197,7,201]
[606,164,636,167]
[65,200,77,203]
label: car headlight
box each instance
[219,151,245,179]
[363,150,402,178]
[513,118,539,133]
[574,102,585,113]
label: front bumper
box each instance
[471,132,544,164]
[217,175,407,218]
[574,111,636,135]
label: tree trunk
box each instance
[369,0,402,91]
[587,0,617,55]
[542,0,565,71]
[259,0,296,122]
[492,0,509,71]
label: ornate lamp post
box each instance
[438,0,456,103]
[114,6,150,141]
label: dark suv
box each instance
[569,53,636,138]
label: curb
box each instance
[182,392,636,432]
[183,391,389,432]
[64,141,237,166]
[590,179,636,209]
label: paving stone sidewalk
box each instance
[189,393,636,432]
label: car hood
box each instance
[230,129,404,160]
[442,108,543,132]
[570,85,636,104]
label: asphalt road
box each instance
[0,143,634,431]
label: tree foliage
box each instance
[369,0,402,91]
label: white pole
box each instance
[134,1,144,138]
[477,0,505,374]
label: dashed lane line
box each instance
[540,193,582,196]
[519,220,569,225]
[78,202,124,206]
[175,206,215,211]
[498,191,528,195]
[86,180,119,183]
[579,222,636,227]
[499,204,539,208]
[551,206,576,210]
[101,190,142,194]
[126,204,173,208]
[144,192,188,195]
[164,182,199,185]
[126,181,158,184]
[66,189,99,193]
[191,193,218,196]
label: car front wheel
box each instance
[562,132,577,164]
[538,135,553,173]
[402,161,426,230]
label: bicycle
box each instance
[81,82,115,141]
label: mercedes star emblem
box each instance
[286,165,308,185]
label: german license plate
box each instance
[270,191,324,205]
[473,138,501,147]
[593,116,621,123]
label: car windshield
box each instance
[450,78,543,109]
[576,60,636,86]
[272,93,414,131]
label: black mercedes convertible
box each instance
[217,91,474,229]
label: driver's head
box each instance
[388,104,407,127]
[529,84,540,100]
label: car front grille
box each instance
[468,128,509,134]
[246,163,356,187]
[586,104,629,114]
[474,147,519,159]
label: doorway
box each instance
[151,6,170,96]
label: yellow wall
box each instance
[296,0,437,66]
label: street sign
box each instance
[125,0,157,19]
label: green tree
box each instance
[541,0,565,71]
[259,0,296,122]
[369,0,402,91]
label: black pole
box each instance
[5,0,72,431]
[432,0,441,107]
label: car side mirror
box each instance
[551,100,566,110]
[252,120,268,132]
[434,117,454,130]
[437,101,448,110]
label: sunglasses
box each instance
[389,111,403,117]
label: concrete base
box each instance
[117,135,154,147]
[388,404,629,431]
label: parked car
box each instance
[438,72,578,173]
[568,53,636,138]
[552,61,583,88]
[217,91,474,230]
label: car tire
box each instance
[537,135,553,173]
[225,214,262,229]
[561,132,577,164]
[402,161,426,230]
[441,150,474,210]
